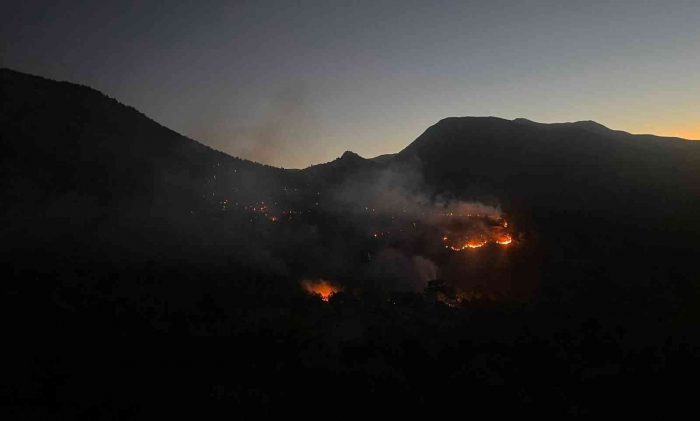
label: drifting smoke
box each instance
[368,248,437,292]
[207,145,518,297]
[237,84,316,168]
[333,163,502,223]
[319,161,504,291]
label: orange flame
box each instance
[496,234,512,245]
[466,239,487,248]
[302,279,339,301]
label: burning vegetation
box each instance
[440,214,514,251]
[196,160,524,299]
[302,279,340,301]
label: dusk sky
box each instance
[2,0,699,168]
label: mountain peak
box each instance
[569,120,611,134]
[340,151,365,161]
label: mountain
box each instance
[397,116,700,301]
[369,153,396,164]
[0,68,301,259]
[399,116,700,221]
[299,150,387,188]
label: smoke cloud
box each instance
[236,84,315,168]
[332,163,502,223]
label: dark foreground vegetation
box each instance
[3,247,699,418]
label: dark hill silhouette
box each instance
[0,68,289,209]
[300,150,384,186]
[397,116,700,301]
[369,153,396,164]
[1,68,297,258]
[398,116,700,221]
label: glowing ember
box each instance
[301,279,339,301]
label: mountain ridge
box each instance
[3,67,700,248]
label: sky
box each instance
[2,0,699,168]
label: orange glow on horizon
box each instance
[653,129,700,141]
[678,131,700,141]
[631,124,700,141]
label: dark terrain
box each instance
[2,68,699,417]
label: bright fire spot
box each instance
[302,279,339,301]
[443,236,448,241]
[270,216,277,222]
[449,239,486,251]
[496,234,512,245]
[466,239,487,249]
[448,236,513,250]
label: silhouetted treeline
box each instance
[3,253,698,417]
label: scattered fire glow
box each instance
[449,238,488,251]
[302,279,339,301]
[436,214,515,251]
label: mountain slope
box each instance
[300,150,385,186]
[396,116,700,301]
[0,68,294,253]
[399,116,700,223]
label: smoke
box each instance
[205,144,510,296]
[237,84,314,167]
[310,160,503,292]
[332,163,502,224]
[368,248,437,292]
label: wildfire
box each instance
[495,234,512,245]
[442,215,515,251]
[467,239,487,248]
[301,279,339,301]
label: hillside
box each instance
[399,116,700,222]
[0,68,298,258]
[395,116,700,301]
